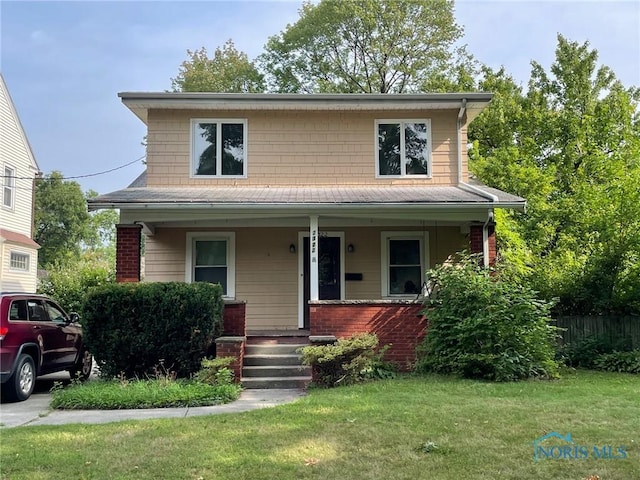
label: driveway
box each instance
[1,373,305,428]
[0,371,71,428]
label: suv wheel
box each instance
[69,349,93,381]
[4,354,36,401]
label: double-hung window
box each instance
[3,165,15,209]
[10,252,30,271]
[381,232,429,297]
[191,119,247,177]
[376,120,431,177]
[186,232,235,298]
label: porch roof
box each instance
[88,183,525,211]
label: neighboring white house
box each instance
[0,74,40,292]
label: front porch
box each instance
[107,186,516,385]
[216,298,427,385]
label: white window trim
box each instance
[375,119,432,178]
[3,165,16,210]
[185,232,236,299]
[190,118,248,179]
[9,251,30,272]
[380,231,430,298]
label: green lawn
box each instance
[1,371,638,479]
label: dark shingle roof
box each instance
[88,183,524,210]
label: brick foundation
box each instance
[309,301,427,370]
[116,224,142,283]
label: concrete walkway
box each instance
[1,373,306,428]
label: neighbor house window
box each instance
[10,251,30,271]
[380,232,429,297]
[3,165,15,209]
[376,120,431,177]
[191,119,247,177]
[186,232,236,298]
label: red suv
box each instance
[0,293,92,401]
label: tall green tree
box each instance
[84,190,119,263]
[260,0,463,93]
[470,35,640,314]
[171,40,265,92]
[35,172,90,267]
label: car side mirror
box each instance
[69,312,81,323]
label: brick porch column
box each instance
[116,224,142,283]
[215,337,245,383]
[469,223,496,266]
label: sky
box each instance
[1,0,639,195]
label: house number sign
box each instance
[311,229,317,262]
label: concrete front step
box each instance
[244,344,308,356]
[243,365,311,378]
[242,376,311,389]
[242,336,311,389]
[244,353,304,366]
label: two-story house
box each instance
[0,74,40,293]
[89,92,525,373]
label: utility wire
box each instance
[2,155,145,181]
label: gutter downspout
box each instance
[482,211,494,267]
[457,99,496,267]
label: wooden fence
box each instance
[554,316,640,349]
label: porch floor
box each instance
[246,329,310,337]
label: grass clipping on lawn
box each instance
[50,379,241,409]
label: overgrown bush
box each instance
[299,333,394,387]
[417,253,560,381]
[83,282,223,379]
[593,350,640,374]
[38,255,114,316]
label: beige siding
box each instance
[235,228,298,329]
[343,226,467,299]
[145,109,462,187]
[144,225,467,330]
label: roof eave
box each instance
[88,200,525,212]
[118,92,493,125]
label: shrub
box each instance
[417,253,560,381]
[38,256,114,316]
[83,282,223,379]
[194,357,235,386]
[299,333,393,387]
[593,350,640,374]
[559,335,632,369]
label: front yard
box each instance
[1,370,638,479]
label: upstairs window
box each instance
[3,165,15,209]
[376,120,431,177]
[191,119,247,177]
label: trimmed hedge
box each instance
[83,282,223,378]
